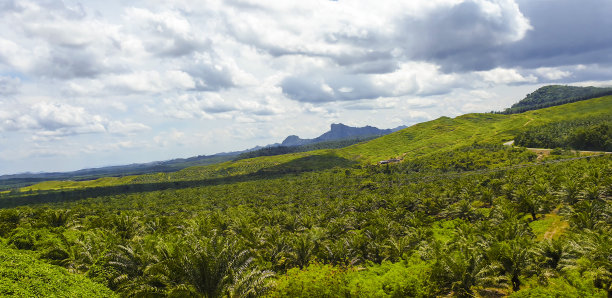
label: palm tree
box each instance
[488,238,534,292]
[0,209,21,237]
[228,267,276,298]
[107,242,164,295]
[489,199,522,225]
[570,228,612,296]
[429,243,507,297]
[41,232,103,274]
[512,188,548,221]
[581,183,604,201]
[533,238,576,271]
[383,235,413,262]
[151,232,274,297]
[108,243,149,281]
[322,238,358,266]
[111,213,140,240]
[443,199,480,222]
[561,179,581,204]
[569,200,607,230]
[531,238,577,283]
[489,210,533,242]
[258,225,290,270]
[479,187,495,207]
[45,209,72,228]
[287,232,317,269]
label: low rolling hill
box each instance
[3,94,611,198]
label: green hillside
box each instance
[3,94,610,196]
[339,94,612,163]
[0,94,610,297]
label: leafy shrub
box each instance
[511,270,606,297]
[0,209,20,237]
[7,228,35,250]
[346,254,434,297]
[268,262,350,297]
[0,246,116,297]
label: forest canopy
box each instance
[515,115,612,151]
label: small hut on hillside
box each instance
[378,158,401,165]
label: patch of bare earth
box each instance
[542,214,569,240]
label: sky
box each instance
[1,0,612,175]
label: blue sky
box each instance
[1,0,611,174]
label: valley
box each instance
[0,90,610,297]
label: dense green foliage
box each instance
[270,256,433,298]
[0,95,610,297]
[0,243,116,297]
[396,142,537,172]
[499,85,612,114]
[1,151,610,297]
[515,116,612,151]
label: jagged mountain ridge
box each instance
[0,123,405,189]
[281,123,406,146]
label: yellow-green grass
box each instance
[431,219,463,244]
[529,214,569,241]
[20,176,138,192]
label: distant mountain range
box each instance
[280,123,406,146]
[0,123,405,189]
[0,154,236,190]
[234,123,407,160]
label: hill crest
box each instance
[281,123,406,146]
[501,85,612,114]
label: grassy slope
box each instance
[20,176,138,191]
[338,95,612,163]
[0,244,116,297]
[11,95,612,193]
[11,150,349,193]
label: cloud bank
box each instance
[0,0,611,174]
